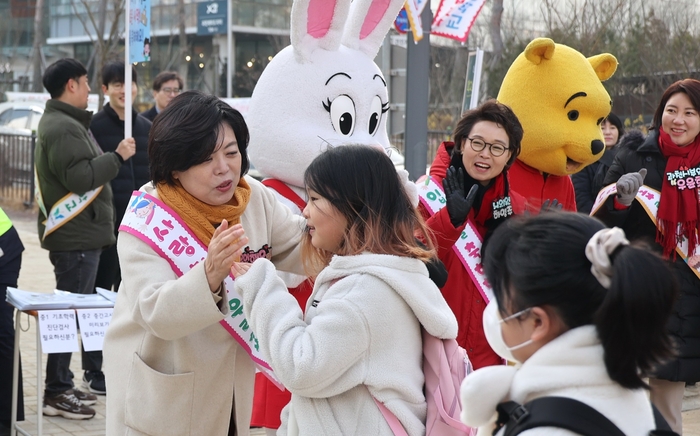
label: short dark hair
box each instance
[653,79,700,130]
[453,99,523,169]
[42,58,88,99]
[101,61,138,87]
[152,71,183,91]
[484,212,677,390]
[149,91,249,185]
[604,112,625,142]
[301,145,434,275]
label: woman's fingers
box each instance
[231,262,252,278]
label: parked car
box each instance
[0,100,98,188]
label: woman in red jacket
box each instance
[419,100,524,369]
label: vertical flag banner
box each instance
[404,0,428,42]
[128,0,151,63]
[431,0,487,43]
[461,51,477,114]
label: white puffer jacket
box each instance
[461,325,656,436]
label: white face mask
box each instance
[482,300,534,363]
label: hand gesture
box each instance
[541,199,563,213]
[204,220,248,292]
[231,262,252,278]
[442,167,479,228]
[616,168,647,206]
[115,137,136,161]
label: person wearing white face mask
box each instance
[460,212,678,435]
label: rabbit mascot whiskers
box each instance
[245,0,408,433]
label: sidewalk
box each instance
[5,206,700,435]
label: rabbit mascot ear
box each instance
[246,0,405,191]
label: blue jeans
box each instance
[45,249,102,397]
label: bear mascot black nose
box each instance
[591,139,604,155]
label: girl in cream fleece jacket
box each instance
[234,146,458,435]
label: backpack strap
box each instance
[496,397,626,436]
[372,396,408,436]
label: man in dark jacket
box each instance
[35,58,136,420]
[139,71,183,122]
[91,62,151,295]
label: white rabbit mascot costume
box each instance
[245,0,408,432]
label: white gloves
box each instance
[616,168,647,206]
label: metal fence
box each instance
[0,132,35,207]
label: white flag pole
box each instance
[124,0,133,139]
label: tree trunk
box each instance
[488,0,504,70]
[31,0,44,92]
[94,0,108,109]
[177,0,188,86]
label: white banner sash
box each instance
[35,168,102,241]
[417,177,494,303]
[119,191,281,387]
[590,183,700,280]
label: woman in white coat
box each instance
[460,212,678,435]
[103,91,306,436]
[232,146,458,436]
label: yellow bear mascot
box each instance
[497,38,618,211]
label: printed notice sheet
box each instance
[37,310,80,353]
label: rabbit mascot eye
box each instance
[244,0,409,432]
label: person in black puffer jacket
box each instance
[572,112,624,213]
[90,62,151,295]
[593,79,700,434]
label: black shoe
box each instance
[82,370,106,395]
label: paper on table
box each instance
[5,287,114,310]
[95,287,118,303]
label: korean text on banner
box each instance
[128,0,152,63]
[432,0,487,43]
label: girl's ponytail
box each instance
[594,244,678,389]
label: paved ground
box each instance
[4,205,700,435]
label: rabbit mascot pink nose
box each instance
[245,0,408,432]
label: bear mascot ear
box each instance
[588,53,617,81]
[524,38,556,65]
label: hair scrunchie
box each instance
[585,227,630,289]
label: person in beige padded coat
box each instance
[103,92,306,436]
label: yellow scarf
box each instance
[157,178,251,246]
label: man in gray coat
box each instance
[34,58,135,420]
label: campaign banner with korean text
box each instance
[404,0,429,42]
[128,0,151,63]
[431,0,487,43]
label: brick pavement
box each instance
[4,206,700,435]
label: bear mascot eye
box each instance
[567,110,580,121]
[328,95,356,136]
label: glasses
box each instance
[466,137,509,157]
[500,307,532,323]
[160,87,182,95]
